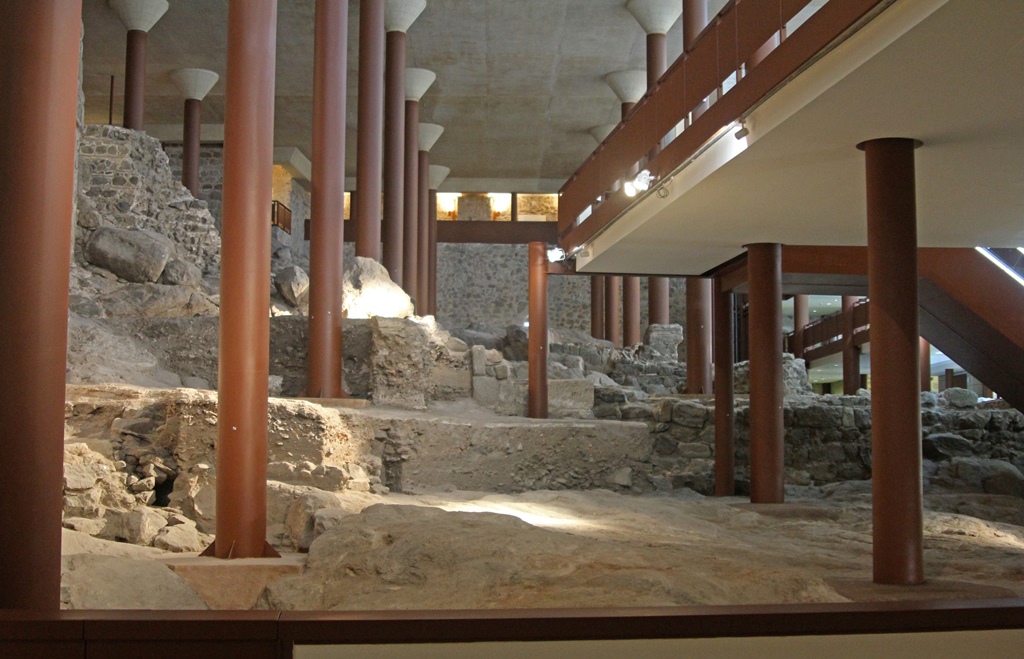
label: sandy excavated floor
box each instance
[63,484,1024,610]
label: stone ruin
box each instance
[56,122,1024,610]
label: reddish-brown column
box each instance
[649,278,670,326]
[170,68,219,196]
[355,0,385,259]
[528,242,549,419]
[919,338,931,392]
[591,276,606,340]
[646,30,670,330]
[124,30,147,129]
[307,0,349,400]
[944,368,955,391]
[713,278,735,497]
[417,149,430,313]
[747,243,784,504]
[683,0,708,52]
[842,296,861,395]
[0,1,81,611]
[861,137,923,585]
[181,98,202,195]
[428,188,439,315]
[605,277,622,348]
[402,101,419,298]
[623,276,642,346]
[382,30,407,284]
[212,0,279,559]
[426,163,447,316]
[792,294,809,359]
[511,192,519,222]
[686,277,713,393]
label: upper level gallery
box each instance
[560,0,1024,276]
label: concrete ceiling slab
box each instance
[82,0,686,191]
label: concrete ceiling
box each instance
[81,0,730,191]
[578,0,1024,276]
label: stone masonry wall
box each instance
[436,243,687,332]
[164,143,224,226]
[77,126,221,275]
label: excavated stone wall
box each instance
[163,143,225,224]
[435,243,688,332]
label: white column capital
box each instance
[406,68,437,101]
[625,0,681,35]
[108,0,169,32]
[428,165,450,189]
[604,70,647,103]
[385,0,427,33]
[169,68,219,101]
[419,123,444,152]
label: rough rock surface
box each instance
[344,257,414,319]
[274,265,310,307]
[84,227,173,283]
[62,553,208,610]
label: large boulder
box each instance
[344,257,414,318]
[84,227,174,283]
[274,265,310,307]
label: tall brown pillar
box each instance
[645,22,671,331]
[402,102,419,297]
[686,277,713,393]
[402,71,436,303]
[355,0,385,259]
[307,0,349,400]
[211,0,280,559]
[382,30,407,284]
[861,137,924,585]
[124,30,147,129]
[0,1,82,611]
[792,294,809,359]
[417,149,430,312]
[109,0,169,129]
[182,99,201,193]
[428,189,439,314]
[623,276,642,346]
[427,164,449,316]
[605,277,622,348]
[944,368,955,391]
[528,242,549,419]
[416,123,443,314]
[919,338,931,392]
[713,278,735,497]
[591,276,606,340]
[170,68,219,198]
[683,0,708,53]
[841,296,861,395]
[747,243,784,504]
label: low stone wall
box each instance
[607,390,1024,496]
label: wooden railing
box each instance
[3,600,1024,657]
[558,0,894,254]
[789,297,870,362]
[271,200,292,234]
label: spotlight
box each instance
[546,247,566,263]
[625,169,656,197]
[735,123,749,140]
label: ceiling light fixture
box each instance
[624,169,656,198]
[735,122,750,140]
[547,247,567,263]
